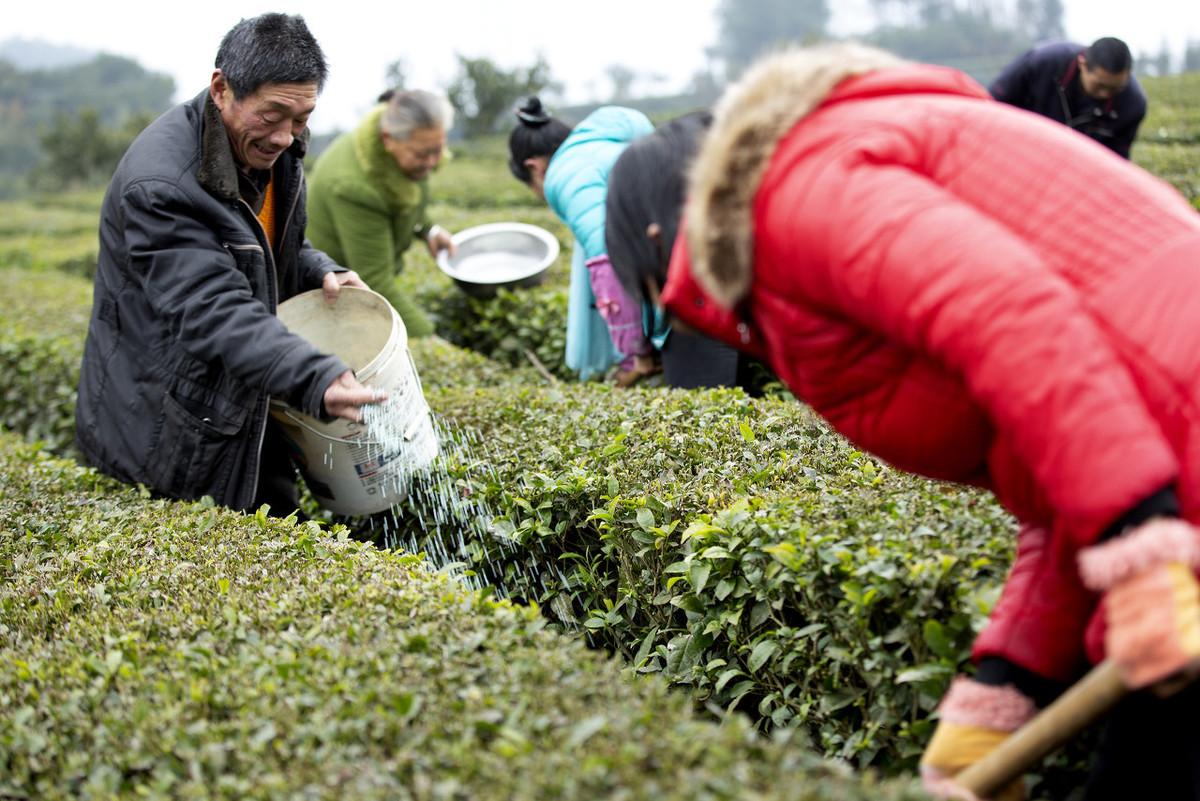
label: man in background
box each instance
[990,37,1147,158]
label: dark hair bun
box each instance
[516,96,551,127]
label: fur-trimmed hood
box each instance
[686,43,906,308]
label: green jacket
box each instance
[307,106,435,337]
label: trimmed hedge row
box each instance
[392,383,1014,770]
[0,190,103,278]
[396,203,575,380]
[0,269,1011,773]
[0,433,924,800]
[1136,72,1200,204]
[0,268,546,458]
[10,81,1198,787]
[420,283,572,381]
[425,137,548,211]
[0,270,91,455]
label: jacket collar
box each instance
[197,90,310,202]
[685,43,906,309]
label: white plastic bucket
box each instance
[269,286,439,515]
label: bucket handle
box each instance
[404,347,429,401]
[279,407,368,445]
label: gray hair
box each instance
[215,13,327,98]
[380,90,455,140]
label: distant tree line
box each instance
[5,1,1198,197]
[0,53,172,197]
[1139,39,1200,77]
[414,0,1074,139]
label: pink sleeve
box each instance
[586,255,652,357]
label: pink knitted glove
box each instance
[920,677,1036,801]
[1078,519,1200,690]
[586,255,652,360]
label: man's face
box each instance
[1077,55,1130,101]
[211,72,318,171]
[382,126,446,181]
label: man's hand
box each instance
[322,270,367,303]
[323,369,386,423]
[425,225,456,259]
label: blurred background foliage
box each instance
[3,0,1199,198]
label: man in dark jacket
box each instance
[989,37,1147,158]
[75,13,380,514]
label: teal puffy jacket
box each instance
[543,106,653,379]
[544,106,653,259]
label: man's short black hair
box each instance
[1085,37,1133,74]
[215,13,328,98]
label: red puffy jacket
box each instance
[663,46,1200,680]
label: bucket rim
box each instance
[276,286,406,381]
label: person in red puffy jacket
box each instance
[648,43,1200,800]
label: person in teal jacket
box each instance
[307,89,456,338]
[508,96,656,384]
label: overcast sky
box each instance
[5,0,1197,134]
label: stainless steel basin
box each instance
[436,222,559,298]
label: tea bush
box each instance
[0,267,548,456]
[0,189,102,278]
[420,283,573,380]
[389,383,1015,770]
[0,270,90,455]
[431,136,546,210]
[1136,72,1200,203]
[396,200,575,379]
[0,268,1013,772]
[1140,72,1200,144]
[0,432,928,801]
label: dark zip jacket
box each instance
[75,90,349,510]
[989,41,1146,158]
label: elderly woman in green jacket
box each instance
[307,89,455,338]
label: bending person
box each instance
[989,37,1145,159]
[307,89,456,338]
[605,110,769,392]
[660,43,1200,799]
[508,96,656,385]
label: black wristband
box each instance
[975,656,1069,709]
[1097,485,1181,542]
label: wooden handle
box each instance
[955,660,1126,798]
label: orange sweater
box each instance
[257,177,276,250]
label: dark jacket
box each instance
[75,90,349,510]
[989,41,1146,158]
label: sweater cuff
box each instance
[937,676,1038,732]
[1079,518,1200,591]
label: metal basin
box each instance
[436,222,559,298]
